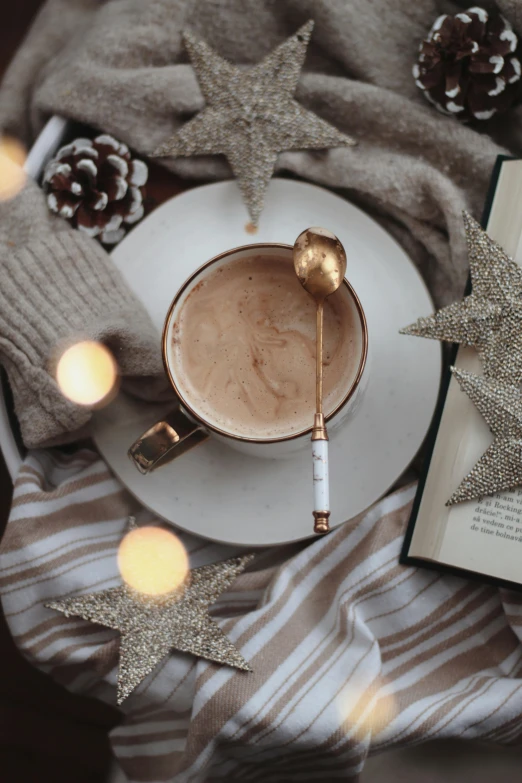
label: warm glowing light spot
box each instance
[56,341,118,406]
[118,527,189,596]
[0,136,26,201]
[337,679,396,741]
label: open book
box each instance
[401,156,522,589]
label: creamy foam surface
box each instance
[170,254,361,438]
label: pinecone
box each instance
[43,135,148,244]
[413,7,521,121]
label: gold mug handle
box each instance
[128,408,209,474]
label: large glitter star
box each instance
[152,20,355,224]
[46,554,253,703]
[447,368,522,505]
[401,212,522,384]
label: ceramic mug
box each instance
[128,243,368,474]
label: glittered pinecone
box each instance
[43,135,148,244]
[413,7,521,121]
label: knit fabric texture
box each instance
[0,181,163,448]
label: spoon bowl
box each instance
[293,227,347,301]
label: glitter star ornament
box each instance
[401,212,522,385]
[447,368,522,505]
[46,542,254,703]
[153,20,355,225]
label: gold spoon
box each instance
[293,227,347,534]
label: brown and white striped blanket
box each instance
[2,448,522,782]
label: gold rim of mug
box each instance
[161,243,368,445]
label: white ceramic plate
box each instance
[92,178,441,546]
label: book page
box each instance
[439,488,522,582]
[409,159,522,583]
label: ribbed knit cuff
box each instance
[0,230,164,448]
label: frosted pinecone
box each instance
[413,7,521,121]
[43,134,148,244]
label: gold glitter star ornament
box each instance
[402,212,522,385]
[46,553,254,703]
[153,20,355,225]
[447,368,522,505]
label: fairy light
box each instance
[118,527,189,596]
[56,341,118,406]
[337,678,396,741]
[0,136,26,201]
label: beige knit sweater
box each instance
[0,182,165,447]
[1,0,521,447]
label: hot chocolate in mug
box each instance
[129,243,368,473]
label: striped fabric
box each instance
[2,449,522,782]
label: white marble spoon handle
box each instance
[312,437,330,534]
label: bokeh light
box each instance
[0,136,26,201]
[337,678,396,742]
[118,527,189,596]
[56,341,118,406]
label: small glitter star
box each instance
[401,211,522,385]
[447,368,522,505]
[46,553,253,703]
[152,20,355,224]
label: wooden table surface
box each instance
[0,5,192,781]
